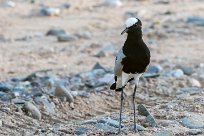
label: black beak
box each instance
[121,28,129,35]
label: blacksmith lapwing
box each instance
[110,17,151,132]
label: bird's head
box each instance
[121,17,142,35]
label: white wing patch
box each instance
[125,17,138,28]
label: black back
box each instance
[122,22,150,74]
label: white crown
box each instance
[125,18,138,28]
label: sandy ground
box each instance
[0,0,204,135]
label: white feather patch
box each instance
[125,17,138,28]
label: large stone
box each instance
[180,115,204,129]
[146,114,158,127]
[24,102,41,120]
[54,85,74,103]
[187,16,204,26]
[147,64,163,74]
[176,65,194,75]
[138,104,150,116]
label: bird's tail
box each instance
[110,83,116,90]
[110,78,134,91]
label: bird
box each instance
[110,17,150,132]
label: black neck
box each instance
[127,28,142,41]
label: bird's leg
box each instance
[119,88,124,132]
[133,84,137,132]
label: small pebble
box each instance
[103,0,122,7]
[75,31,92,39]
[41,7,61,16]
[57,34,77,42]
[46,28,66,36]
[190,78,201,87]
[168,69,184,78]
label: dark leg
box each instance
[133,85,137,132]
[119,88,124,132]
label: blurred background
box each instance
[0,0,204,135]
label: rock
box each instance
[180,116,204,129]
[103,0,122,7]
[46,28,66,36]
[111,116,129,121]
[0,92,15,101]
[40,7,61,16]
[81,119,98,125]
[146,114,158,127]
[6,1,16,8]
[190,78,201,87]
[75,127,90,135]
[98,117,124,128]
[176,65,193,75]
[153,131,173,136]
[98,74,114,85]
[12,87,28,97]
[143,73,160,78]
[147,64,163,74]
[0,120,2,127]
[158,120,175,127]
[0,83,12,93]
[177,87,200,95]
[155,0,170,4]
[34,96,55,114]
[95,123,117,132]
[59,3,71,9]
[0,34,6,42]
[21,130,32,136]
[138,104,150,116]
[94,43,116,57]
[0,107,10,112]
[75,31,92,39]
[188,129,202,135]
[54,85,74,103]
[176,93,190,98]
[57,34,77,42]
[129,124,146,131]
[168,69,184,78]
[187,16,204,26]
[12,98,26,104]
[80,69,106,87]
[23,102,41,120]
[92,62,106,71]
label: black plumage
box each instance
[110,18,150,133]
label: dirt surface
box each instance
[0,0,204,135]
